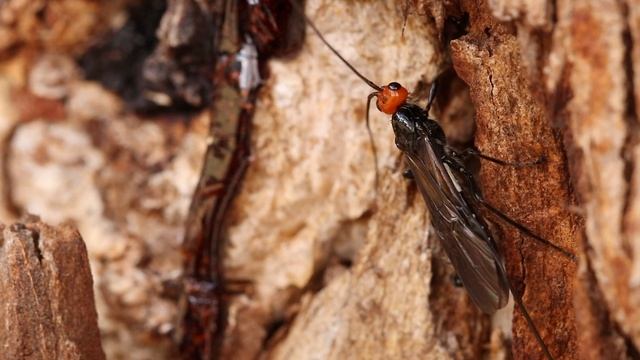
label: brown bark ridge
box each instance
[557,0,640,358]
[408,0,640,358]
[477,0,640,358]
[449,1,581,358]
[0,216,104,360]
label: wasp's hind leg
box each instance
[425,81,438,117]
[440,140,545,168]
[441,152,576,261]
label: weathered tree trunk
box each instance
[0,217,104,359]
[0,0,639,359]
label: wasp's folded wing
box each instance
[405,137,509,314]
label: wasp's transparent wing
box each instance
[405,134,509,314]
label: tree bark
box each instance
[0,217,104,360]
[1,0,639,359]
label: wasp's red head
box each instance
[375,82,409,115]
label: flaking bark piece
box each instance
[0,217,104,360]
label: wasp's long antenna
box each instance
[366,92,380,192]
[290,0,383,191]
[401,0,410,38]
[289,0,382,91]
[425,81,438,117]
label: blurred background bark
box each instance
[0,0,638,359]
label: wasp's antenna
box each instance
[366,92,380,192]
[289,0,382,92]
[401,0,410,39]
[425,81,438,117]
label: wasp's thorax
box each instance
[375,82,409,115]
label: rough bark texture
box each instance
[0,217,104,360]
[560,1,640,358]
[449,2,580,357]
[0,0,639,359]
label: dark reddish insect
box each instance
[291,2,575,359]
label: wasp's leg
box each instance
[442,154,576,261]
[439,140,545,168]
[425,81,438,117]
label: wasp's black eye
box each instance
[388,82,402,91]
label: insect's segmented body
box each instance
[392,103,509,313]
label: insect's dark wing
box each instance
[405,136,509,314]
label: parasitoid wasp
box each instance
[290,1,576,359]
